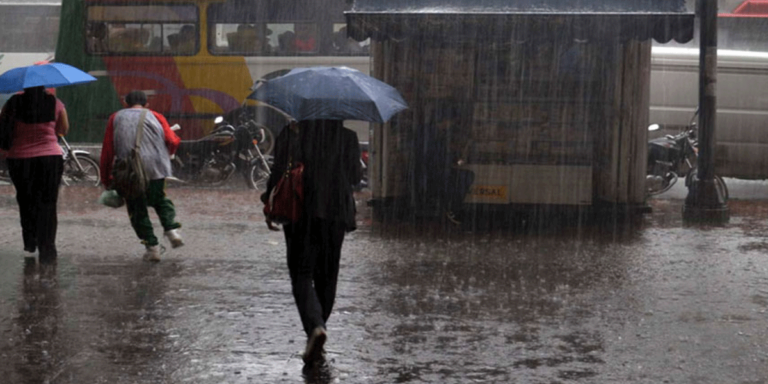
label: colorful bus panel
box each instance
[55,0,370,146]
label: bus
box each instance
[54,0,371,150]
[0,1,60,106]
[650,0,768,180]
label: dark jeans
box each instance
[283,217,345,336]
[124,179,181,247]
[7,155,64,262]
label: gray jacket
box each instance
[112,108,173,180]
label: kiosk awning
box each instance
[346,0,695,43]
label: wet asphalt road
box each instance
[1,183,768,383]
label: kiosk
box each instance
[346,0,694,217]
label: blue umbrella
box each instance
[0,63,97,93]
[247,66,408,123]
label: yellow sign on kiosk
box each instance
[467,185,508,202]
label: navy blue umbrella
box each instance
[247,66,408,123]
[0,63,96,93]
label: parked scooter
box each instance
[646,109,728,198]
[170,117,271,190]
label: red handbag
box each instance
[264,161,304,224]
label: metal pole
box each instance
[683,0,729,223]
[698,0,716,182]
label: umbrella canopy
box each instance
[0,63,96,94]
[247,66,408,123]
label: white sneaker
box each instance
[164,229,184,248]
[143,245,162,262]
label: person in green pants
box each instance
[100,91,184,261]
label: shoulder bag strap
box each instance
[134,109,149,151]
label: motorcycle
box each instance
[170,117,271,190]
[646,109,728,198]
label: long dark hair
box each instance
[6,86,56,124]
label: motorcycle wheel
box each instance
[646,171,678,196]
[247,163,270,191]
[685,170,729,201]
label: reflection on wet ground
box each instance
[0,185,767,383]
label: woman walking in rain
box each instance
[262,120,362,365]
[1,86,69,265]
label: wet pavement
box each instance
[1,184,768,383]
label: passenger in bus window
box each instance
[109,24,149,53]
[332,26,363,55]
[278,30,296,54]
[86,22,108,53]
[228,24,270,54]
[294,23,317,53]
[148,36,162,52]
[175,25,196,53]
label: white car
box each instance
[650,46,768,180]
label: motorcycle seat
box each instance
[211,125,235,135]
[177,136,231,154]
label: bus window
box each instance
[332,23,370,55]
[210,22,318,56]
[86,5,198,55]
[108,24,151,53]
[211,23,272,55]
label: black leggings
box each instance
[7,155,64,262]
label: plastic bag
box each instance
[98,189,125,208]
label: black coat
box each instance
[264,120,362,231]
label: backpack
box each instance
[111,109,150,199]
